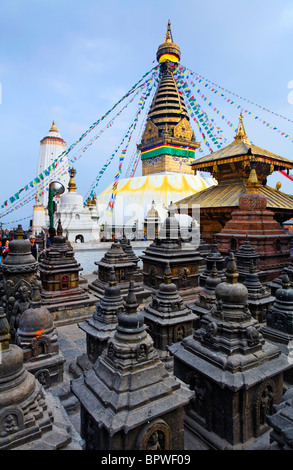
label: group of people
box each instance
[0,226,56,264]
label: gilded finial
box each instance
[233,113,250,144]
[68,167,77,193]
[49,120,58,133]
[164,19,173,44]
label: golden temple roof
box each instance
[175,179,293,211]
[191,114,293,171]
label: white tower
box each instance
[32,121,69,233]
[36,121,68,209]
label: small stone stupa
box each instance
[70,267,124,378]
[142,263,196,369]
[261,274,293,386]
[169,252,291,450]
[15,283,65,388]
[141,202,202,298]
[235,235,261,283]
[1,239,38,342]
[243,261,275,323]
[0,307,77,450]
[268,256,293,296]
[267,388,293,450]
[71,281,192,450]
[188,262,222,324]
[89,239,151,303]
[198,240,226,287]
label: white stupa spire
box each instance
[32,121,69,233]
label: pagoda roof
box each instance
[191,114,293,171]
[191,140,293,171]
[175,179,293,211]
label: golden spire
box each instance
[68,167,77,193]
[163,19,173,44]
[49,120,58,133]
[233,113,251,144]
[156,20,180,63]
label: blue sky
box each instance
[1,0,293,229]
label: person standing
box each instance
[29,235,38,260]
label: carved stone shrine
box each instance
[15,283,65,388]
[199,240,226,287]
[141,202,202,299]
[261,274,293,386]
[188,262,222,326]
[0,306,76,450]
[142,263,196,370]
[1,239,38,342]
[70,267,124,378]
[71,280,192,450]
[89,239,150,303]
[243,262,275,323]
[169,252,291,450]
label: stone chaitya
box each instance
[142,263,196,370]
[120,237,140,267]
[188,262,222,325]
[70,267,124,378]
[0,306,78,450]
[141,202,202,299]
[39,234,89,305]
[89,239,150,303]
[243,261,275,324]
[268,255,293,296]
[0,239,38,343]
[266,388,293,450]
[261,274,293,386]
[71,280,192,450]
[15,283,65,388]
[235,235,261,283]
[198,240,226,287]
[169,252,291,450]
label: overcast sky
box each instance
[1,0,293,229]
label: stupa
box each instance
[96,21,214,237]
[15,283,65,388]
[89,239,151,303]
[268,255,293,296]
[169,252,291,450]
[32,121,68,233]
[215,166,291,282]
[235,235,261,283]
[188,262,222,324]
[142,263,196,369]
[1,239,38,342]
[198,239,226,287]
[243,262,275,323]
[38,234,96,324]
[267,388,293,450]
[177,113,293,242]
[141,202,202,299]
[71,281,192,450]
[0,306,78,450]
[56,167,100,243]
[70,267,124,378]
[261,274,293,385]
